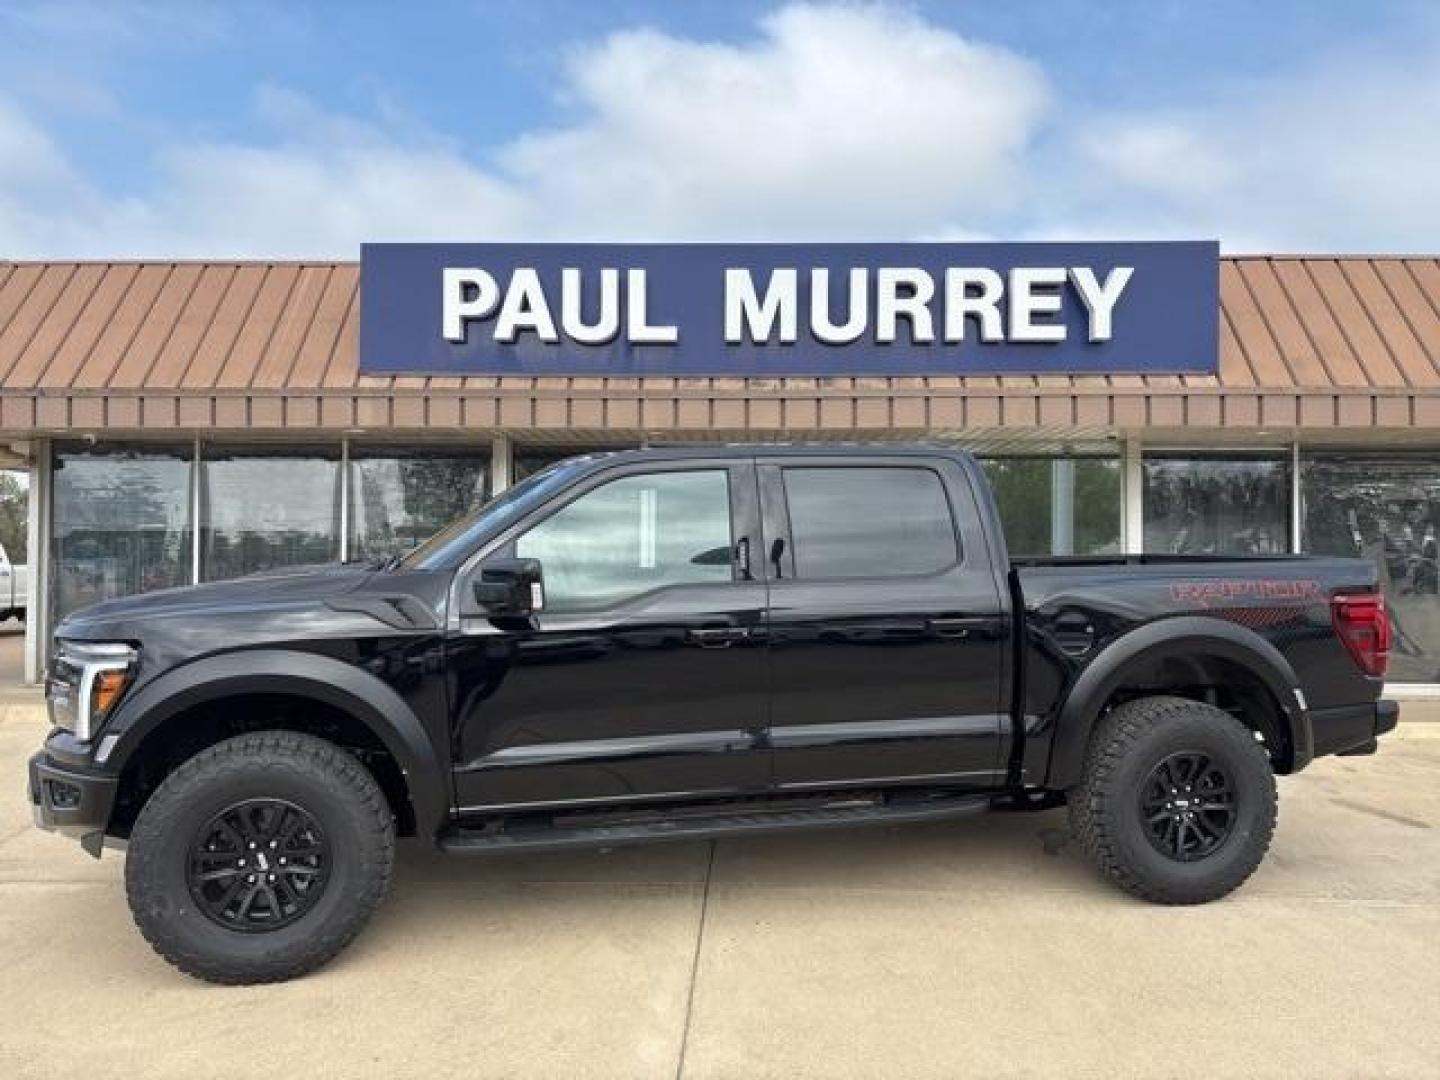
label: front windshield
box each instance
[399,457,592,570]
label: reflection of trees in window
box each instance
[200,448,340,580]
[0,471,27,563]
[51,445,194,622]
[349,452,490,560]
[980,457,1120,556]
[1303,454,1440,682]
[1142,457,1289,556]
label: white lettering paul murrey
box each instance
[441,264,1134,347]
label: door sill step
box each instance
[438,793,991,855]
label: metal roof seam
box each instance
[130,263,208,390]
[1397,259,1440,375]
[216,263,290,389]
[0,264,80,386]
[63,264,145,389]
[102,263,178,390]
[1234,259,1301,387]
[1294,258,1369,387]
[1351,260,1436,386]
[1316,258,1402,388]
[169,264,242,389]
[0,264,46,349]
[1333,259,1410,386]
[240,264,307,389]
[318,273,359,386]
[1216,301,1260,386]
[270,266,334,390]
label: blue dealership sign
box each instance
[359,241,1217,377]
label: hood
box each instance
[59,563,374,634]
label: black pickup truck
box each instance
[30,446,1397,983]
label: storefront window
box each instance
[349,446,490,561]
[980,457,1121,556]
[200,445,340,580]
[1302,453,1440,683]
[1143,455,1290,556]
[51,443,194,622]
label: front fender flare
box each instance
[98,649,449,837]
[1047,616,1313,789]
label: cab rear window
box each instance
[782,467,959,579]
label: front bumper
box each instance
[28,750,118,855]
[1309,699,1399,759]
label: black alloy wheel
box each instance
[127,731,394,984]
[1069,695,1277,905]
[187,798,331,932]
[1138,751,1236,861]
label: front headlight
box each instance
[47,641,138,743]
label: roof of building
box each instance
[1,256,1438,439]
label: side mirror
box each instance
[472,558,544,618]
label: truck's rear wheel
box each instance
[125,731,395,984]
[1069,695,1276,904]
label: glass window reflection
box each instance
[515,470,732,612]
[980,457,1121,556]
[1303,453,1440,683]
[1143,455,1290,556]
[784,467,958,579]
[200,445,340,580]
[349,447,490,561]
[52,443,194,622]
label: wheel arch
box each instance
[100,649,448,840]
[1047,616,1313,789]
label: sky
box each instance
[0,0,1437,257]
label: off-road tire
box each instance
[1069,695,1277,904]
[125,731,395,984]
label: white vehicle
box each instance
[0,541,27,622]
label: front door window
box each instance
[515,470,733,612]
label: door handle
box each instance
[687,626,750,649]
[927,616,982,639]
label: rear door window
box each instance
[782,466,959,579]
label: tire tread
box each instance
[1069,695,1277,904]
[125,731,394,985]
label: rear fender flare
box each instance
[99,649,449,837]
[1047,616,1312,788]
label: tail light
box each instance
[1331,591,1391,678]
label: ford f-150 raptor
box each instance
[29,446,1398,983]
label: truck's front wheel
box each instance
[1069,695,1277,904]
[125,731,395,984]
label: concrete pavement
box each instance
[0,622,25,699]
[2,703,1437,1079]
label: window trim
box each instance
[770,462,965,584]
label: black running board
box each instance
[438,795,991,855]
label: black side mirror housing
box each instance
[472,558,544,618]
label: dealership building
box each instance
[2,246,1440,693]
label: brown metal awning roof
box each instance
[2,256,1439,439]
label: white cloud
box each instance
[0,3,1051,257]
[504,4,1049,238]
[0,3,1439,257]
[1055,47,1440,251]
